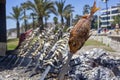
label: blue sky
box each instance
[6,0,120,29]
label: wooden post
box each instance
[58,53,73,80]
[0,0,7,56]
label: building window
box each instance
[101,11,110,15]
[101,16,110,20]
[101,22,109,25]
[112,10,118,14]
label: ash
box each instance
[69,48,120,80]
[0,48,119,80]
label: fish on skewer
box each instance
[58,1,99,80]
[69,2,99,53]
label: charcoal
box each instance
[69,57,81,67]
[0,26,120,80]
[67,48,120,80]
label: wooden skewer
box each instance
[58,33,91,80]
[58,52,73,80]
[39,66,51,80]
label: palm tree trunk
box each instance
[61,16,64,25]
[16,20,20,38]
[38,17,44,32]
[23,9,27,31]
[24,20,28,31]
[66,18,70,27]
[45,18,47,27]
[32,16,35,29]
[0,0,6,56]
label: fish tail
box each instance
[90,0,99,16]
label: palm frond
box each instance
[26,0,38,14]
[63,4,74,12]
[7,6,22,21]
[6,16,15,20]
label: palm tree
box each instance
[45,15,50,27]
[64,12,71,27]
[74,14,81,20]
[7,6,22,38]
[91,15,98,29]
[64,4,74,27]
[55,0,73,25]
[113,14,120,25]
[53,16,58,25]
[21,2,28,31]
[26,0,56,32]
[44,13,50,27]
[73,14,82,25]
[53,16,58,33]
[30,12,37,29]
[83,4,90,15]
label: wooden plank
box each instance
[0,42,6,56]
[0,0,6,4]
[0,0,6,56]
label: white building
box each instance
[100,4,120,28]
